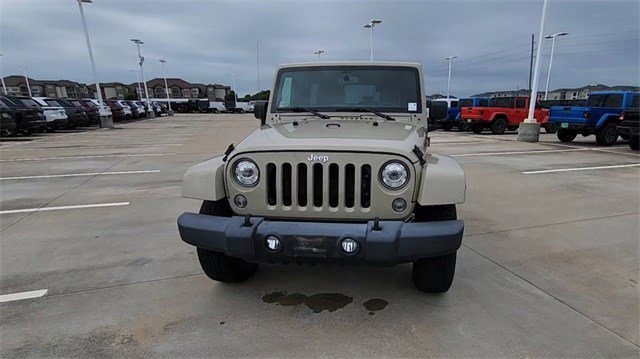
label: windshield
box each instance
[45,99,63,107]
[19,99,40,108]
[272,66,421,113]
[458,99,473,108]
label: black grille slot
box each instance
[329,164,339,207]
[313,163,323,207]
[266,163,276,206]
[282,163,292,206]
[344,164,355,208]
[361,164,371,208]
[297,164,307,206]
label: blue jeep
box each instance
[439,97,489,131]
[549,91,640,146]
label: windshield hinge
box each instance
[413,145,426,165]
[222,143,235,162]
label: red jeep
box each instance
[460,97,555,134]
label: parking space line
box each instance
[451,148,589,157]
[0,153,175,162]
[0,170,161,181]
[0,144,183,151]
[0,202,130,215]
[0,289,48,303]
[523,163,640,174]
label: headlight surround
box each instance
[234,159,260,187]
[380,161,409,189]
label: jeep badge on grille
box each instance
[307,154,329,162]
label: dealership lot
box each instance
[0,114,638,357]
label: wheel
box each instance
[544,123,557,134]
[238,109,245,114]
[441,123,453,131]
[457,122,469,132]
[595,122,618,146]
[211,108,219,114]
[470,123,484,134]
[196,200,257,283]
[490,118,507,134]
[412,204,458,293]
[557,129,577,142]
[629,136,639,150]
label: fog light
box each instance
[265,235,281,252]
[340,237,358,254]
[391,198,407,212]
[234,194,247,208]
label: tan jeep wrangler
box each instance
[178,62,466,293]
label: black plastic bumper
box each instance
[617,126,639,136]
[177,213,464,265]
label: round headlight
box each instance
[380,161,408,189]
[234,159,259,186]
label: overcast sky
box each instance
[1,0,638,97]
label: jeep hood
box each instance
[232,119,426,161]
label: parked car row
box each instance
[165,99,255,114]
[432,91,639,150]
[105,100,165,122]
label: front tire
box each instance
[557,129,577,142]
[196,200,257,283]
[595,122,618,146]
[412,204,458,293]
[544,123,557,133]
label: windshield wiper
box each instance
[334,107,396,121]
[278,106,331,119]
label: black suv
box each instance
[0,96,47,134]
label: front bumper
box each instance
[178,213,464,265]
[48,118,69,130]
[617,126,639,137]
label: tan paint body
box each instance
[182,62,466,219]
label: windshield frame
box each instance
[271,65,422,114]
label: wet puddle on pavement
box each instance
[262,291,389,315]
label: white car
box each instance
[233,101,253,113]
[433,98,459,108]
[247,101,256,112]
[208,101,227,113]
[116,100,133,118]
[83,99,112,117]
[31,97,69,131]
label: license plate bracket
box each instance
[561,122,569,129]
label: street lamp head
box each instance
[159,59,166,63]
[130,39,143,44]
[545,32,569,39]
[445,56,458,60]
[371,19,382,25]
[363,24,372,28]
[80,0,93,3]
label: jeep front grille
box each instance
[265,162,372,210]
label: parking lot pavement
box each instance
[1,115,638,357]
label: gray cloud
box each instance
[1,0,638,97]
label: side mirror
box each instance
[253,100,268,125]
[428,101,448,121]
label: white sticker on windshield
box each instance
[408,102,417,111]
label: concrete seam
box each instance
[463,211,639,238]
[461,245,640,348]
[0,158,127,234]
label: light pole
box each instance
[128,69,142,101]
[363,19,382,61]
[159,59,173,116]
[18,65,32,97]
[76,0,111,127]
[314,50,325,61]
[0,54,6,94]
[227,73,239,104]
[130,38,154,118]
[445,56,458,99]
[543,31,569,100]
[517,0,549,143]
